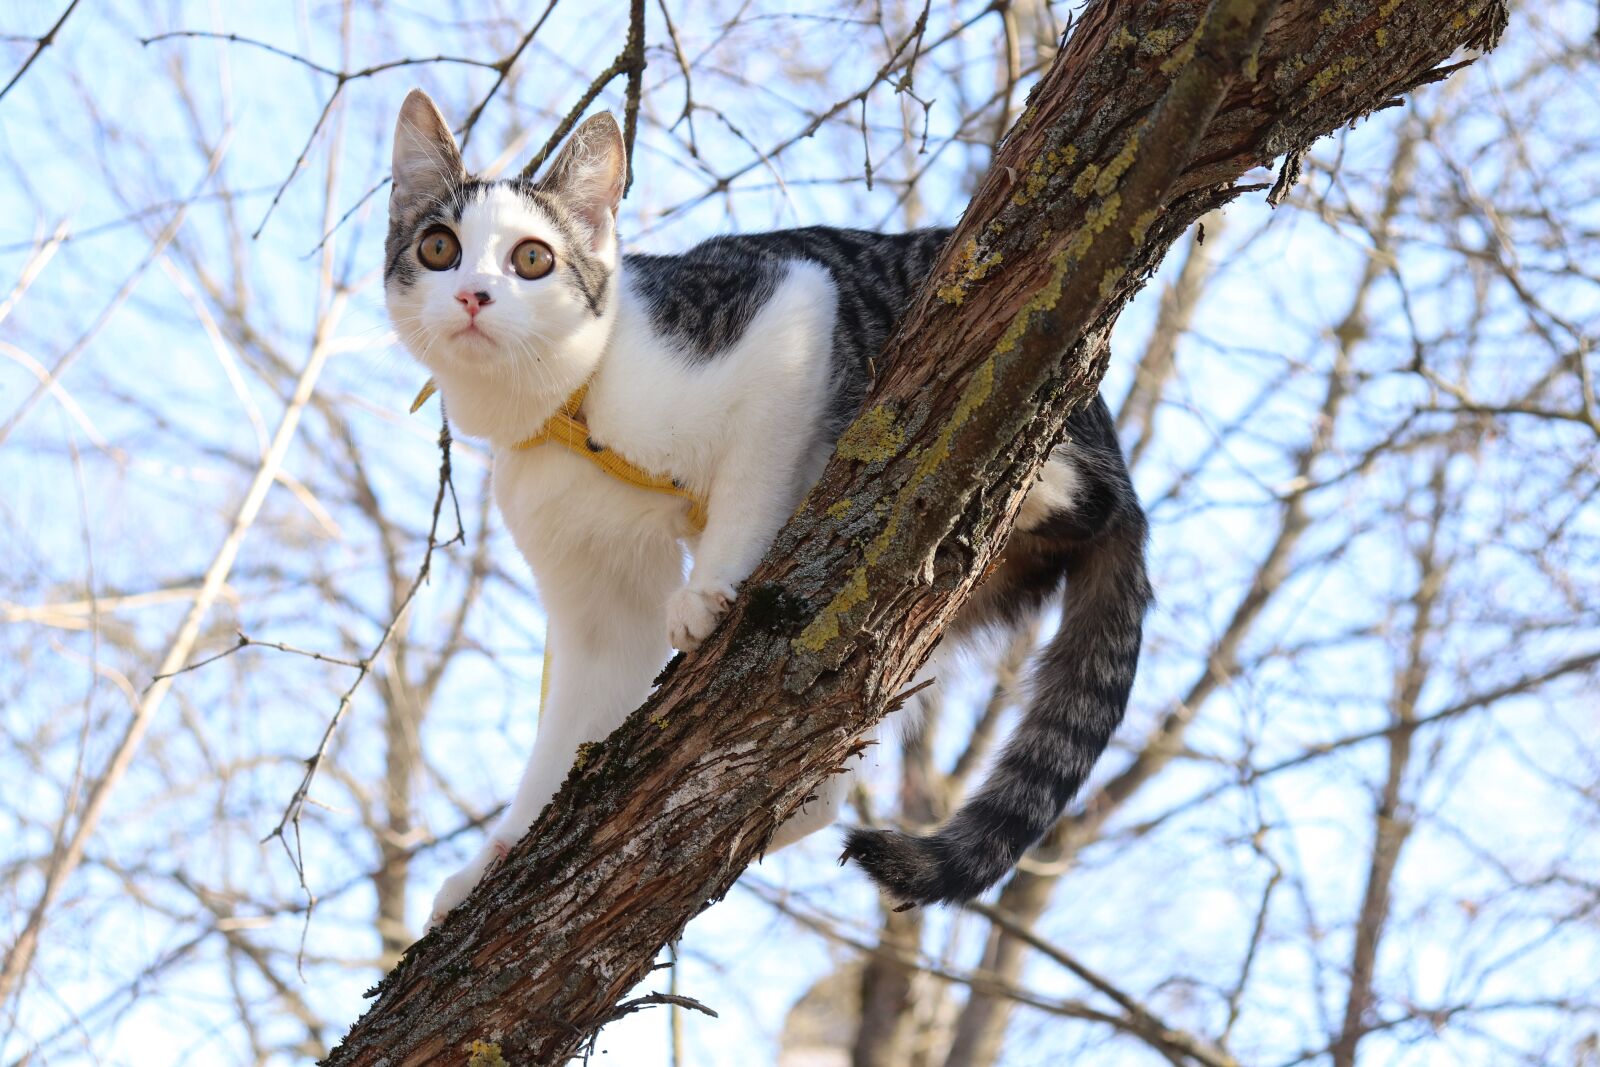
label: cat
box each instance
[384,89,1151,928]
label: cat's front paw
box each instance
[426,838,510,931]
[667,580,737,651]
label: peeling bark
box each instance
[325,2,1507,1063]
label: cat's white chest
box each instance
[492,445,693,572]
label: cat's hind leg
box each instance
[766,763,856,853]
[763,640,963,857]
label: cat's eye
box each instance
[417,226,461,271]
[511,239,556,280]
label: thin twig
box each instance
[304,0,562,254]
[655,0,698,155]
[140,30,501,79]
[0,136,231,446]
[263,415,464,961]
[602,992,718,1025]
[518,0,649,184]
[651,1,938,221]
[621,0,647,194]
[143,1,565,239]
[457,0,563,150]
[152,631,367,681]
[0,0,80,104]
[967,902,1240,1067]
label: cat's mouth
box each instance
[451,321,497,344]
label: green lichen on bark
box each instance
[1010,145,1078,208]
[1160,21,1203,73]
[1094,131,1141,196]
[1066,194,1124,264]
[1099,268,1125,298]
[793,356,999,659]
[935,237,1006,304]
[467,1040,508,1067]
[1131,208,1160,247]
[1320,1,1357,25]
[792,566,868,653]
[1308,54,1362,94]
[1071,162,1102,199]
[833,404,904,463]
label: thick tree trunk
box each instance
[325,2,1506,1063]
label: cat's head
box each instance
[384,89,625,441]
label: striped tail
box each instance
[842,399,1150,905]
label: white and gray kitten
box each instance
[384,90,1149,926]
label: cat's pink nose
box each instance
[455,290,492,316]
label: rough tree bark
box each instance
[325,1,1507,1063]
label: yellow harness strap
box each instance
[410,377,709,533]
[509,383,710,532]
[540,641,552,712]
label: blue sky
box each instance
[2,2,1597,1065]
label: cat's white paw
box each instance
[667,580,737,651]
[426,838,510,931]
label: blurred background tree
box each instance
[0,2,1595,1065]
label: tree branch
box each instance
[0,0,79,105]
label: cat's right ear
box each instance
[529,113,626,250]
[391,89,465,211]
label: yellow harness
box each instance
[410,377,710,713]
[410,377,709,532]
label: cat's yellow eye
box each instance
[511,238,556,280]
[417,226,461,271]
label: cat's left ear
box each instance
[531,113,626,251]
